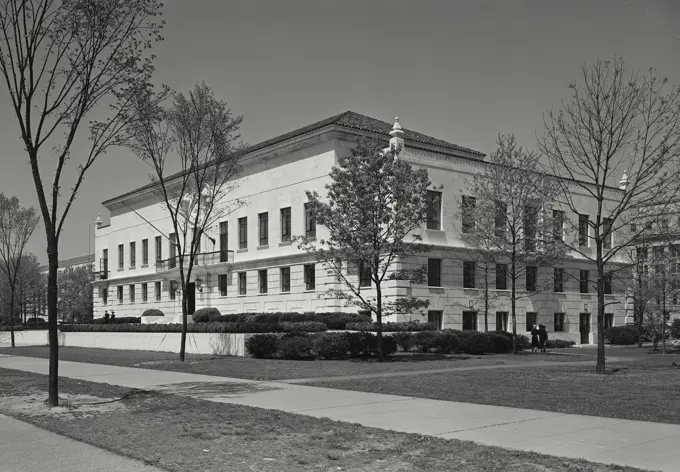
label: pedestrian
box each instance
[531,324,539,352]
[538,324,548,352]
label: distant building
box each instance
[93,111,629,344]
[39,254,96,275]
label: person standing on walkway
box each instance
[538,324,548,352]
[531,325,539,352]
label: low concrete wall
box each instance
[140,316,173,325]
[56,332,246,356]
[0,330,48,347]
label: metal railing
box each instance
[155,250,234,273]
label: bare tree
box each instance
[126,82,245,361]
[539,57,680,373]
[0,194,40,346]
[15,253,42,324]
[459,135,567,352]
[0,0,163,405]
[297,140,433,360]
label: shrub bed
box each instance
[605,326,639,345]
[193,311,370,329]
[545,339,576,349]
[92,316,141,325]
[405,330,524,354]
[345,321,437,332]
[60,321,327,333]
[191,307,221,323]
[246,331,398,360]
[141,309,164,317]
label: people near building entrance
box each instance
[531,325,540,352]
[538,324,548,352]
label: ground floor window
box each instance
[238,272,247,295]
[304,264,316,290]
[462,311,477,331]
[117,286,123,303]
[605,313,614,329]
[218,274,228,296]
[280,267,291,292]
[428,310,443,329]
[525,312,537,332]
[259,270,268,294]
[554,312,565,332]
[101,287,108,305]
[170,280,177,300]
[155,281,161,302]
[142,283,148,302]
[495,311,508,331]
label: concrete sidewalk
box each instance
[0,354,677,472]
[0,413,164,472]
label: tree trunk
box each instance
[484,265,489,332]
[375,282,384,362]
[595,246,606,374]
[47,238,59,406]
[511,264,517,354]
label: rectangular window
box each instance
[155,281,161,302]
[118,244,124,269]
[102,249,108,276]
[662,219,669,230]
[218,274,228,296]
[238,217,247,249]
[495,311,508,332]
[259,212,269,246]
[359,262,371,287]
[219,222,229,262]
[526,312,537,332]
[605,313,614,330]
[170,280,177,300]
[463,261,476,289]
[554,268,564,292]
[142,239,148,266]
[495,201,507,238]
[426,190,442,230]
[553,210,564,241]
[579,214,589,247]
[603,218,612,250]
[280,267,291,293]
[526,266,537,292]
[280,207,292,242]
[428,310,443,329]
[259,270,268,294]
[169,233,177,268]
[496,264,507,290]
[130,242,136,268]
[304,264,316,290]
[304,203,316,238]
[630,223,637,234]
[238,272,247,295]
[101,287,108,305]
[462,196,476,233]
[117,286,123,303]
[155,236,162,262]
[462,311,478,331]
[580,270,589,293]
[604,273,612,294]
[524,204,537,251]
[141,283,148,302]
[428,259,442,287]
[554,313,565,332]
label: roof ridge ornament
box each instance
[619,170,629,190]
[389,116,405,157]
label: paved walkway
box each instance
[0,413,164,472]
[0,354,677,472]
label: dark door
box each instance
[187,282,196,315]
[579,313,590,344]
[428,310,443,330]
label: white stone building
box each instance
[92,111,628,343]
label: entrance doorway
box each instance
[186,282,196,315]
[579,313,591,344]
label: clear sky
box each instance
[0,0,677,264]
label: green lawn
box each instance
[0,368,650,472]
[0,345,593,381]
[311,358,680,424]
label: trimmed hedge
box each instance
[545,339,576,349]
[92,316,141,324]
[605,326,639,345]
[405,330,525,354]
[141,309,164,317]
[60,321,327,333]
[246,331,398,360]
[345,321,437,332]
[191,307,221,323]
[194,311,371,329]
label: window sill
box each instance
[279,291,291,295]
[236,248,248,253]
[257,245,269,250]
[237,294,247,297]
[305,236,317,242]
[425,228,444,232]
[279,241,292,247]
[427,285,445,289]
[117,268,124,272]
[303,289,316,293]
[257,293,268,296]
[141,264,148,268]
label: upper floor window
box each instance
[304,203,316,238]
[359,262,372,287]
[280,207,292,242]
[553,210,564,241]
[603,218,612,250]
[219,222,229,262]
[495,201,507,238]
[579,214,589,247]
[580,270,589,293]
[662,219,669,230]
[604,273,612,294]
[238,217,247,249]
[462,196,476,233]
[524,204,538,251]
[463,261,475,289]
[142,239,149,266]
[118,244,124,269]
[554,268,564,292]
[426,190,442,230]
[428,259,442,287]
[130,242,136,268]
[526,266,537,291]
[155,236,162,262]
[259,212,269,246]
[496,264,507,290]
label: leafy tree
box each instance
[297,139,434,360]
[58,265,94,323]
[125,83,245,361]
[539,57,680,373]
[0,0,164,405]
[458,135,566,352]
[0,194,40,346]
[15,253,42,323]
